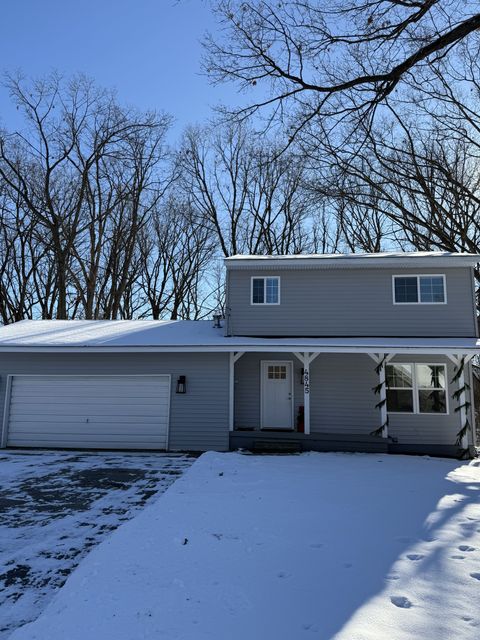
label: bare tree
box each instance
[204,1,480,146]
[178,122,313,256]
[0,186,40,322]
[138,198,216,319]
[0,73,171,320]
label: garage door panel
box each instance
[8,414,165,425]
[8,436,166,450]
[10,398,170,416]
[6,375,170,450]
[9,408,169,419]
[10,384,167,395]
[11,387,170,397]
[9,428,168,438]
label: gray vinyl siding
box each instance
[234,352,471,449]
[227,267,476,337]
[0,352,229,451]
[309,354,378,435]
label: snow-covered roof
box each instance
[0,320,478,355]
[225,251,480,269]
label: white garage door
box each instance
[4,375,170,450]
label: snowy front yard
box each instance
[0,451,193,638]
[7,451,480,640]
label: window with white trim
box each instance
[386,363,447,414]
[251,277,280,304]
[386,364,414,413]
[416,364,447,413]
[393,275,446,304]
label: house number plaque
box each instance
[304,368,310,394]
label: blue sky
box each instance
[0,0,245,142]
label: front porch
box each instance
[230,429,389,454]
[227,345,477,457]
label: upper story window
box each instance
[251,277,280,305]
[393,275,446,304]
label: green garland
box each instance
[452,356,471,457]
[370,356,389,437]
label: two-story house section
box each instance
[224,252,479,457]
[0,251,478,457]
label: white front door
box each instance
[261,361,293,429]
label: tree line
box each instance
[1,1,479,322]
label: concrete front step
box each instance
[252,440,302,453]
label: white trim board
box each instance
[0,344,477,355]
[225,253,480,270]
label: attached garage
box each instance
[4,374,171,450]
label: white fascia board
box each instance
[0,344,478,355]
[224,254,480,270]
[225,259,480,270]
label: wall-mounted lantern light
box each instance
[176,375,187,394]
[300,368,305,385]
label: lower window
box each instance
[386,363,447,414]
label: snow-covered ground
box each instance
[0,451,193,638]
[7,451,480,640]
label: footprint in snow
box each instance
[406,554,425,561]
[390,596,413,609]
[470,573,480,581]
[451,555,466,560]
[458,545,476,552]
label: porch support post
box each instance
[293,352,320,436]
[229,352,235,432]
[378,355,388,439]
[303,354,311,435]
[458,365,468,449]
[369,352,394,438]
[448,354,474,449]
[229,351,245,432]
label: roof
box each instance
[224,251,480,269]
[0,320,478,355]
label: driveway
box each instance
[8,452,480,640]
[0,450,193,638]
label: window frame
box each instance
[392,274,447,305]
[250,276,281,306]
[385,363,415,414]
[386,362,449,415]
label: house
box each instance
[0,251,478,457]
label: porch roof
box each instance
[0,320,478,355]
